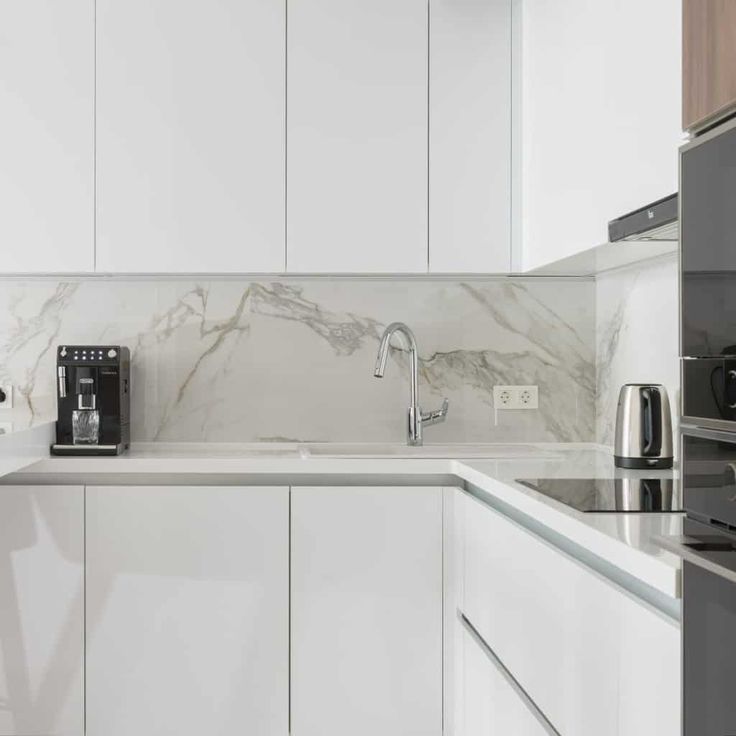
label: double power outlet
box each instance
[493,385,539,410]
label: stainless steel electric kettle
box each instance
[614,384,673,469]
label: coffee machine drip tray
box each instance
[50,444,123,456]
[516,478,682,513]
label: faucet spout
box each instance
[373,322,448,446]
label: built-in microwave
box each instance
[681,116,736,431]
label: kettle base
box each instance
[614,455,673,470]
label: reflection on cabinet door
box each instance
[291,486,442,736]
[0,1,94,273]
[461,623,551,736]
[287,0,428,273]
[96,0,285,273]
[0,486,84,735]
[85,485,289,736]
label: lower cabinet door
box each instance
[85,485,289,736]
[461,623,550,736]
[291,486,443,736]
[0,485,84,735]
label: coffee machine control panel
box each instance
[58,346,122,364]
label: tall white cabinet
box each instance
[520,0,682,271]
[291,486,443,736]
[429,0,512,273]
[85,485,289,736]
[95,0,286,273]
[0,486,84,735]
[287,0,429,273]
[0,1,94,273]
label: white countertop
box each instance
[5,441,683,600]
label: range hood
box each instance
[608,193,678,242]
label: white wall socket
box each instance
[493,385,539,410]
[0,385,12,410]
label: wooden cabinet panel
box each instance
[291,486,442,736]
[683,0,736,130]
[96,0,285,273]
[85,485,289,735]
[0,1,94,273]
[429,0,512,273]
[0,486,84,735]
[287,0,428,273]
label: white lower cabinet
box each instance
[85,485,289,736]
[459,490,681,736]
[461,624,549,736]
[0,485,84,735]
[291,486,443,736]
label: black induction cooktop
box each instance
[516,478,682,513]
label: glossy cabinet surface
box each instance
[291,486,443,735]
[0,1,94,273]
[287,0,428,273]
[429,0,511,273]
[0,486,84,735]
[85,485,288,735]
[520,0,681,272]
[461,491,680,736]
[96,0,285,273]
[461,624,549,736]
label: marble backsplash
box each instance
[0,278,596,444]
[595,255,680,449]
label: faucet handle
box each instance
[422,398,449,426]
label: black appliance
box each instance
[51,345,130,456]
[608,192,678,243]
[679,116,736,735]
[516,478,679,513]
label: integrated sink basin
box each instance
[300,443,562,459]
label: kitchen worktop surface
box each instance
[3,440,683,601]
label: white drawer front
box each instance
[461,491,680,736]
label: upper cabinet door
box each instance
[683,0,736,131]
[96,0,285,273]
[520,0,681,272]
[429,0,511,273]
[0,1,94,273]
[287,0,428,273]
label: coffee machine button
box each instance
[60,347,67,357]
[107,348,117,358]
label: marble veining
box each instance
[0,278,595,444]
[596,255,680,449]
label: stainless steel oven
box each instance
[681,116,736,431]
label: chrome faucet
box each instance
[373,322,449,446]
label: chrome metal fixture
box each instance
[373,322,449,446]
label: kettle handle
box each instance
[641,387,662,457]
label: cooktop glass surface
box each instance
[516,478,682,513]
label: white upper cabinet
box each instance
[96,0,285,273]
[0,0,94,273]
[287,0,429,273]
[520,0,682,272]
[429,0,512,273]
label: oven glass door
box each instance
[681,121,736,358]
[683,560,736,736]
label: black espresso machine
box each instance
[51,345,130,456]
